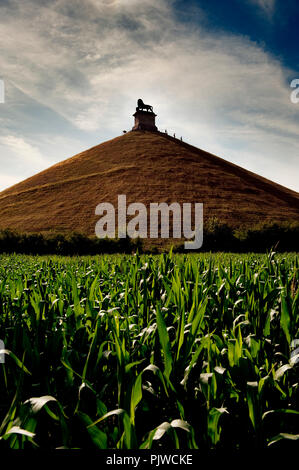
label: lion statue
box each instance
[137,98,153,112]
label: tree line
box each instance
[0,220,298,255]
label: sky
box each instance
[0,0,298,192]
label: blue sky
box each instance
[175,0,299,70]
[0,0,298,192]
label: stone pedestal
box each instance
[132,110,157,132]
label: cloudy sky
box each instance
[0,0,298,192]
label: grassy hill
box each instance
[0,130,298,239]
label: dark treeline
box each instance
[0,220,298,255]
[175,220,299,253]
[0,230,142,255]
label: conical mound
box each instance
[0,130,298,236]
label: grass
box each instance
[0,131,298,238]
[0,251,298,450]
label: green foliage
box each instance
[0,229,142,255]
[0,251,298,450]
[174,219,299,252]
[0,220,298,256]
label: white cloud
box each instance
[0,135,48,168]
[0,135,53,190]
[0,173,21,191]
[0,0,298,193]
[248,0,276,16]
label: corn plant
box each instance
[0,251,298,450]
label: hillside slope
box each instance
[0,130,298,236]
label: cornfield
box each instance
[0,251,298,450]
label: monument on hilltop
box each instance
[0,100,298,239]
[132,98,157,132]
